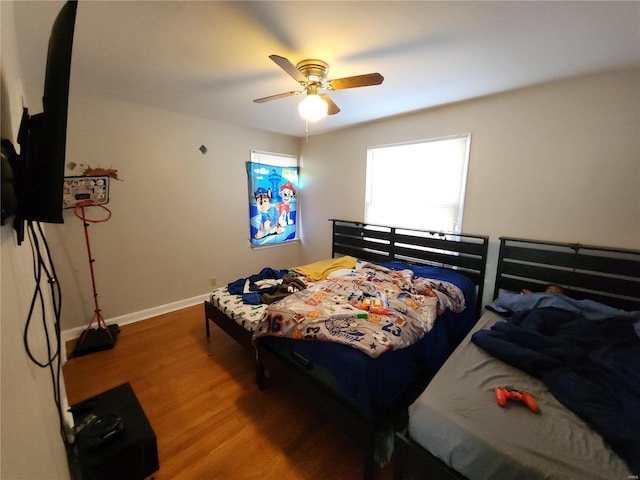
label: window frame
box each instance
[364,134,471,233]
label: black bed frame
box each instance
[493,237,640,311]
[328,220,489,319]
[204,219,489,480]
[393,236,640,480]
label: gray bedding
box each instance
[407,309,632,480]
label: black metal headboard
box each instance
[329,219,489,318]
[494,237,640,311]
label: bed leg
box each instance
[363,452,374,480]
[203,302,211,338]
[362,434,375,480]
[255,351,265,390]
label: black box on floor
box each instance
[68,382,159,480]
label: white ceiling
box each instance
[12,1,640,138]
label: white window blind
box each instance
[251,150,297,167]
[365,134,471,233]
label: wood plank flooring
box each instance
[63,305,393,480]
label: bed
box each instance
[394,236,640,480]
[204,219,489,479]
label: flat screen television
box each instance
[12,0,77,242]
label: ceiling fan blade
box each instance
[328,73,384,90]
[269,54,307,83]
[320,94,340,115]
[253,91,301,103]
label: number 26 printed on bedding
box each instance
[265,313,284,333]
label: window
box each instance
[251,150,298,169]
[365,134,471,233]
[247,150,299,247]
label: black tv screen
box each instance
[15,1,77,227]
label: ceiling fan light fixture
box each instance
[298,94,328,122]
[255,55,383,125]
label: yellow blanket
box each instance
[292,256,358,282]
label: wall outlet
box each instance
[210,277,217,288]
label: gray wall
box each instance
[299,68,640,305]
[48,67,640,331]
[49,93,301,333]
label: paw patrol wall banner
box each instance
[247,162,298,246]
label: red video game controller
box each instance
[495,387,539,413]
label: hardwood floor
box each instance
[63,305,393,480]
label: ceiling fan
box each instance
[253,54,384,121]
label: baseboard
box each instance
[62,293,210,361]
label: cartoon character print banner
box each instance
[247,162,298,246]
